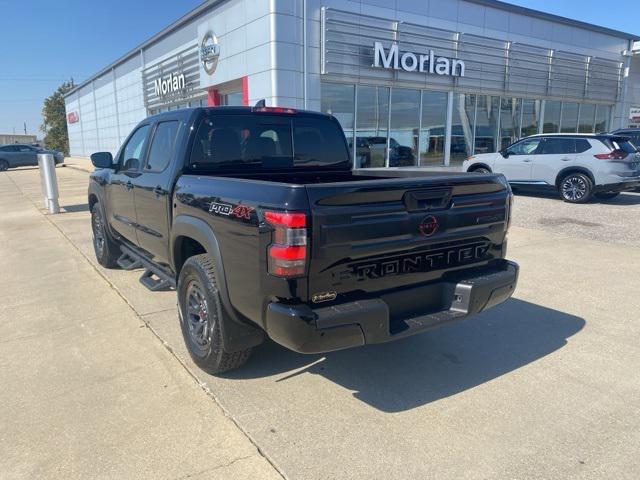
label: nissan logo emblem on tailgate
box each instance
[419,215,438,237]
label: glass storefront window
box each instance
[474,95,500,154]
[578,104,596,133]
[222,91,243,106]
[356,85,390,168]
[389,88,420,167]
[543,101,561,133]
[419,90,448,166]
[594,105,611,133]
[520,99,541,137]
[560,102,579,133]
[499,97,521,149]
[451,93,476,164]
[321,82,355,160]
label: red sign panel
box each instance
[67,111,79,124]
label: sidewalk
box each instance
[63,156,94,173]
[0,169,282,479]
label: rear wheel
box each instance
[178,254,252,374]
[91,203,120,268]
[594,192,620,200]
[0,160,8,171]
[559,173,593,203]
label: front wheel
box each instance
[559,173,593,203]
[0,160,8,171]
[470,166,491,174]
[177,254,252,374]
[594,192,620,201]
[91,203,120,268]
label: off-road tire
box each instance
[594,192,620,201]
[91,203,120,268]
[177,254,252,374]
[559,173,593,203]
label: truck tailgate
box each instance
[305,174,510,301]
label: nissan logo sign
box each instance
[200,31,220,75]
[419,215,439,237]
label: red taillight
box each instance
[252,107,297,114]
[265,210,307,277]
[264,211,306,228]
[595,149,628,160]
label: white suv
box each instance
[463,134,640,203]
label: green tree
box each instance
[41,80,74,155]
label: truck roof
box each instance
[147,106,332,122]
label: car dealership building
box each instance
[64,0,640,168]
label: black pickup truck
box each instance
[88,106,519,373]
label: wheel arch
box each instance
[555,167,595,187]
[467,162,492,173]
[171,215,264,352]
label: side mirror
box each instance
[501,149,510,158]
[90,152,114,169]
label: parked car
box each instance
[352,136,415,168]
[463,134,640,203]
[88,106,518,374]
[0,144,64,171]
[610,128,640,150]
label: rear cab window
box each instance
[189,113,350,171]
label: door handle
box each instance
[561,158,572,161]
[523,159,532,163]
[152,185,165,197]
[125,181,133,191]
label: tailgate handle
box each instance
[404,189,452,211]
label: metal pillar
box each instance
[38,153,60,214]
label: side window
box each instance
[507,138,541,155]
[18,146,33,152]
[120,125,150,171]
[540,138,575,155]
[146,121,180,172]
[575,139,592,154]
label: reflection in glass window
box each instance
[419,90,448,166]
[474,95,500,154]
[578,104,596,133]
[389,88,419,167]
[507,138,541,155]
[321,82,355,160]
[594,105,611,133]
[560,102,579,133]
[543,101,561,133]
[500,98,521,149]
[356,86,390,168]
[520,99,541,137]
[451,93,476,164]
[146,121,179,172]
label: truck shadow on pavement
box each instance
[227,299,585,412]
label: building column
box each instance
[444,91,454,166]
[207,88,221,106]
[242,76,249,106]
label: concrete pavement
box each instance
[2,165,640,479]
[0,169,283,480]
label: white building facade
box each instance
[64,0,640,168]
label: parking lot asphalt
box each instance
[2,165,640,479]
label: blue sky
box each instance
[0,0,638,136]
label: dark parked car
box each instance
[610,129,640,150]
[88,106,518,374]
[0,144,64,171]
[352,136,415,168]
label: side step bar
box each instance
[119,245,176,292]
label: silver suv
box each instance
[463,134,640,203]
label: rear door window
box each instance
[190,114,349,170]
[540,138,576,154]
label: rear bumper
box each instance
[265,260,519,354]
